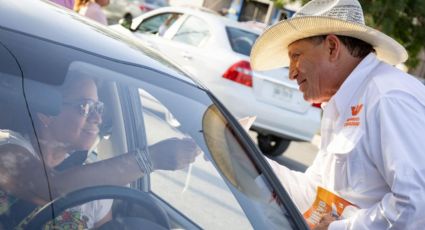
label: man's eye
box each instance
[291,53,300,59]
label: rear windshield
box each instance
[226,27,259,56]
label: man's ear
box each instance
[325,34,341,62]
[37,113,52,128]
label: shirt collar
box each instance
[330,53,380,117]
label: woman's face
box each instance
[47,78,102,151]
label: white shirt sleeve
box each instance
[330,92,425,229]
[266,156,321,213]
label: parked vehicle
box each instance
[0,0,308,229]
[110,6,321,156]
[103,0,143,24]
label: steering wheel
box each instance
[24,185,171,229]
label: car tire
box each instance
[257,133,290,156]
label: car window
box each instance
[137,13,182,36]
[226,27,259,56]
[0,42,53,229]
[139,89,255,229]
[138,90,293,229]
[172,16,210,47]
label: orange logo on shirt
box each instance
[345,104,363,127]
[351,104,363,116]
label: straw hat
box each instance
[250,0,408,71]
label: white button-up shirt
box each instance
[268,53,425,229]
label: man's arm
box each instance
[266,154,323,213]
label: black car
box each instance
[0,0,307,229]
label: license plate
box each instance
[271,83,293,102]
[255,79,308,113]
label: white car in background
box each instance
[110,6,321,156]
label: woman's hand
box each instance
[149,137,201,171]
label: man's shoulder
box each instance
[366,63,425,98]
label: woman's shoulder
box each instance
[0,129,37,157]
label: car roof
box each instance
[0,0,197,84]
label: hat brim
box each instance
[250,16,408,71]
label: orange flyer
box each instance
[303,186,356,229]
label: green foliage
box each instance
[359,0,425,68]
[271,0,425,68]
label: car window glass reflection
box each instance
[137,13,181,36]
[172,16,210,47]
[226,27,259,56]
[202,105,292,229]
[140,88,252,229]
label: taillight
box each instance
[222,60,253,87]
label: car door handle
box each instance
[181,52,193,60]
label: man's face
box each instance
[287,37,337,104]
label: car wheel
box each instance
[257,133,290,156]
[24,185,170,230]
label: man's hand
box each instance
[149,137,201,170]
[313,213,338,230]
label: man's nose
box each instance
[289,68,298,80]
[288,62,297,80]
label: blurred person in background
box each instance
[74,0,109,25]
[50,0,75,10]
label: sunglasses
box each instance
[63,99,105,117]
